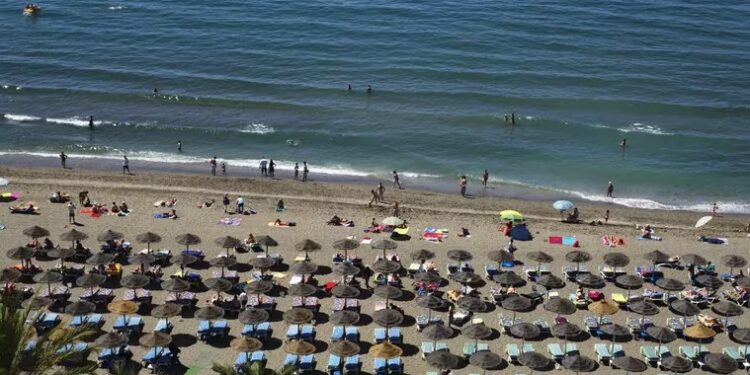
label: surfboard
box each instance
[694,215,712,228]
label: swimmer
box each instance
[366,85,372,94]
[620,138,627,148]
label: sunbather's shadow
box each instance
[399,343,420,357]
[171,333,198,348]
[71,222,84,227]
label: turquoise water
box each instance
[1,1,749,212]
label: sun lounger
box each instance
[154,318,172,333]
[485,264,500,280]
[374,301,386,312]
[435,342,449,351]
[301,324,315,341]
[524,265,549,280]
[284,354,299,367]
[679,346,699,362]
[346,326,359,342]
[387,357,402,373]
[506,344,521,362]
[373,358,386,375]
[142,347,171,365]
[596,343,623,364]
[69,314,103,328]
[299,354,315,374]
[388,328,402,343]
[328,354,342,370]
[722,347,748,368]
[464,342,477,357]
[374,328,386,343]
[287,325,300,340]
[34,312,61,332]
[422,342,434,359]
[345,355,360,372]
[331,326,345,341]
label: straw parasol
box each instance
[611,356,647,373]
[694,274,723,289]
[527,251,554,278]
[603,252,630,268]
[209,256,236,277]
[0,268,21,283]
[712,301,744,331]
[417,295,446,322]
[368,342,402,359]
[33,271,63,294]
[239,308,269,325]
[518,351,551,373]
[469,351,502,370]
[371,239,397,259]
[97,229,123,242]
[283,308,314,325]
[172,253,198,274]
[289,261,318,275]
[175,233,201,253]
[495,271,525,287]
[373,285,401,305]
[681,253,707,266]
[161,278,190,294]
[731,328,750,345]
[284,340,316,355]
[195,305,225,320]
[289,283,318,297]
[684,323,716,354]
[136,232,162,253]
[447,249,473,262]
[244,280,274,295]
[537,274,565,294]
[6,246,34,260]
[65,301,96,316]
[22,296,53,310]
[60,229,88,247]
[23,225,50,239]
[487,250,514,263]
[76,273,106,297]
[457,296,486,312]
[140,332,172,347]
[615,274,643,301]
[629,300,659,326]
[600,323,631,354]
[48,248,75,267]
[204,277,233,293]
[562,355,596,373]
[330,310,360,326]
[255,235,278,256]
[86,252,115,266]
[565,250,592,274]
[670,299,700,316]
[95,332,129,348]
[703,353,739,374]
[452,271,481,285]
[372,259,401,274]
[645,326,676,358]
[151,303,182,327]
[329,340,360,357]
[248,257,275,271]
[510,322,540,347]
[721,254,748,276]
[655,278,684,302]
[373,309,404,328]
[643,250,669,282]
[231,337,263,352]
[331,284,360,299]
[588,300,619,318]
[332,238,359,257]
[333,263,360,278]
[295,239,321,261]
[551,322,582,354]
[463,323,493,342]
[108,300,138,315]
[576,273,605,289]
[215,236,241,257]
[426,351,460,370]
[660,356,692,373]
[129,253,155,266]
[735,276,750,288]
[423,323,454,341]
[544,297,576,315]
[414,271,441,283]
[410,249,435,261]
[502,296,532,322]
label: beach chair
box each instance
[287,325,300,340]
[114,315,143,335]
[56,342,89,367]
[345,355,360,373]
[565,343,578,355]
[331,326,345,341]
[374,327,386,343]
[34,312,61,333]
[345,326,359,342]
[328,354,342,375]
[388,328,402,344]
[69,314,103,328]
[722,347,749,369]
[142,346,171,366]
[373,358,387,375]
[435,342,449,352]
[534,319,550,334]
[422,342,434,359]
[154,318,172,333]
[485,264,500,280]
[299,354,315,374]
[477,342,489,352]
[256,322,271,339]
[463,342,477,358]
[242,324,255,337]
[679,346,699,363]
[284,354,299,368]
[506,343,521,362]
[301,324,315,341]
[387,357,402,373]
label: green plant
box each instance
[212,361,296,375]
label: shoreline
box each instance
[0,165,747,232]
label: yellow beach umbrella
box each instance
[588,300,619,319]
[685,324,716,355]
[499,210,524,222]
[368,342,403,359]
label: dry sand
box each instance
[0,166,748,374]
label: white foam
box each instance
[238,123,275,134]
[108,5,126,10]
[617,122,673,136]
[3,114,41,122]
[0,177,8,186]
[45,117,107,127]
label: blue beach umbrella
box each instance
[553,200,574,211]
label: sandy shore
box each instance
[0,166,748,374]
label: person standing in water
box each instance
[122,155,130,174]
[607,181,614,198]
[620,138,627,149]
[366,85,372,94]
[210,156,217,176]
[511,112,516,125]
[392,171,403,189]
[294,162,299,180]
[259,157,268,177]
[302,161,309,181]
[347,84,352,92]
[88,116,94,130]
[177,140,182,152]
[153,88,159,96]
[459,175,468,197]
[60,151,68,169]
[481,169,489,187]
[268,159,276,178]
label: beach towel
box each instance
[638,236,662,241]
[360,237,372,245]
[0,224,5,230]
[699,236,728,245]
[602,235,626,247]
[80,208,108,218]
[218,217,242,226]
[153,213,174,219]
[562,236,577,246]
[510,223,532,241]
[549,236,563,244]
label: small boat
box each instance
[23,5,41,15]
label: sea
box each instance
[1,1,749,213]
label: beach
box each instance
[1,166,748,374]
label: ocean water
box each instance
[1,1,749,213]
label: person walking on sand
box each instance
[67,201,76,224]
[481,169,489,187]
[210,156,217,176]
[392,171,403,189]
[711,202,718,216]
[460,175,467,197]
[222,194,230,213]
[607,181,614,198]
[122,155,130,174]
[377,182,385,203]
[294,162,299,180]
[221,162,226,176]
[60,151,68,169]
[302,161,309,181]
[604,209,610,224]
[368,189,379,207]
[259,157,268,177]
[177,140,182,152]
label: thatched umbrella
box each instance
[373,309,404,330]
[248,257,275,272]
[721,254,748,277]
[76,273,106,297]
[456,296,486,312]
[694,274,723,289]
[645,326,676,359]
[712,301,744,333]
[108,300,138,328]
[576,273,605,301]
[175,233,201,252]
[487,250,514,263]
[518,351,552,374]
[215,236,241,257]
[611,356,647,373]
[283,308,314,325]
[161,278,190,301]
[129,253,155,266]
[602,252,630,268]
[628,300,659,326]
[256,235,278,256]
[7,246,35,261]
[502,296,532,323]
[731,328,750,356]
[600,323,630,356]
[48,247,75,268]
[65,301,96,317]
[655,277,684,302]
[289,283,318,297]
[204,277,233,293]
[151,303,182,328]
[329,340,360,357]
[244,280,274,295]
[97,229,123,242]
[681,253,707,266]
[416,295,446,323]
[332,284,360,299]
[372,259,401,274]
[735,276,750,288]
[231,337,263,353]
[469,351,502,372]
[643,250,669,282]
[239,308,269,325]
[172,254,198,275]
[33,271,63,295]
[703,353,738,374]
[371,239,398,259]
[368,342,402,359]
[209,256,237,278]
[684,324,716,355]
[426,351,460,371]
[452,271,481,285]
[295,239,321,261]
[588,300,619,322]
[447,249,473,270]
[284,340,316,355]
[136,232,162,254]
[510,322,540,348]
[544,297,576,316]
[562,354,596,373]
[615,274,643,302]
[670,300,700,334]
[289,261,318,275]
[22,296,53,310]
[495,271,525,287]
[422,323,454,343]
[140,332,172,347]
[527,251,554,278]
[410,249,435,262]
[95,332,128,348]
[0,268,21,283]
[86,252,115,266]
[373,285,401,306]
[60,229,88,248]
[565,250,592,274]
[551,322,582,356]
[660,356,693,373]
[462,323,493,349]
[537,274,565,297]
[195,305,225,330]
[330,310,360,326]
[23,225,50,240]
[333,263,360,279]
[333,239,359,260]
